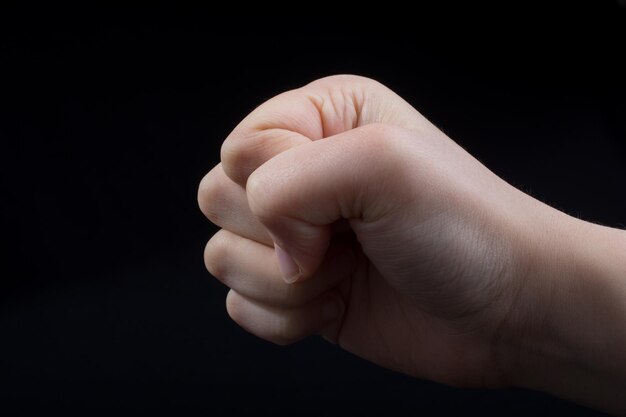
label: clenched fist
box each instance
[199,75,626,414]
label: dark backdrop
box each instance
[1,5,624,416]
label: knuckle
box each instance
[358,123,411,159]
[220,133,257,186]
[270,316,302,346]
[360,122,400,142]
[245,170,277,223]
[220,139,242,183]
[204,231,232,279]
[225,290,244,324]
[311,74,380,90]
[198,166,227,225]
[351,124,415,205]
[222,129,292,188]
[224,292,300,346]
[225,289,306,346]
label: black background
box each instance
[1,4,625,416]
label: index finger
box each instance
[220,75,367,187]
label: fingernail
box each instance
[322,297,344,322]
[274,243,301,284]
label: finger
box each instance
[198,163,272,245]
[197,164,352,245]
[225,289,345,346]
[246,123,416,284]
[205,229,355,308]
[221,75,417,188]
[221,117,313,187]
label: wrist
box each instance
[501,209,626,413]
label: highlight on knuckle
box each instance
[204,231,232,280]
[198,169,227,225]
[220,136,255,186]
[245,171,278,223]
[225,290,244,325]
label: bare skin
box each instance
[198,75,626,415]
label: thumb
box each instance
[245,123,413,284]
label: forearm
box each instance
[503,211,626,414]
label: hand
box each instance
[198,75,626,412]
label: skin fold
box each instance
[198,75,626,415]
